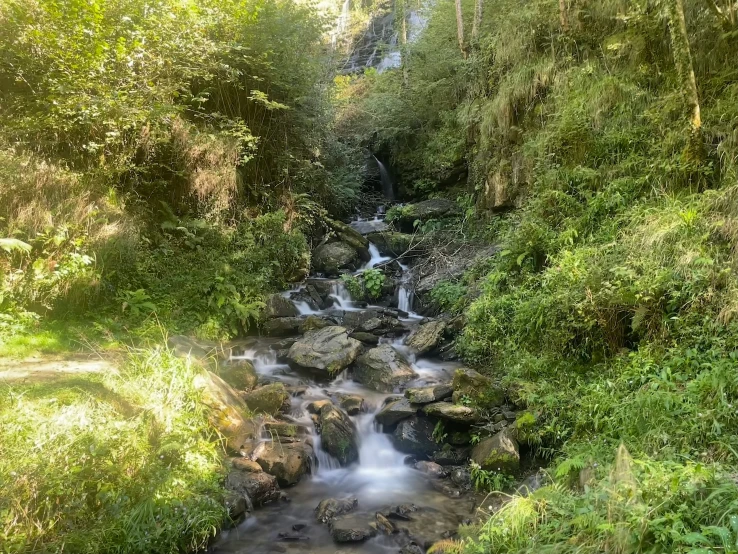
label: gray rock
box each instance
[218,359,259,391]
[432,447,470,466]
[392,416,437,458]
[224,491,248,524]
[330,514,377,542]
[254,441,312,486]
[315,496,359,523]
[450,467,472,490]
[326,218,371,261]
[263,317,303,337]
[414,461,447,478]
[375,397,417,426]
[471,427,520,473]
[307,399,332,414]
[423,402,481,424]
[352,344,417,393]
[348,331,380,345]
[337,394,365,415]
[225,468,280,507]
[264,294,299,318]
[298,315,331,333]
[405,320,446,354]
[288,326,363,375]
[313,242,360,276]
[395,199,461,232]
[452,367,505,407]
[242,383,290,415]
[319,404,359,466]
[404,383,453,404]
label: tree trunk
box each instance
[472,0,484,40]
[666,0,701,131]
[400,0,409,85]
[455,0,466,57]
[558,0,569,31]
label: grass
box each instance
[0,347,226,554]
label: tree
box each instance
[558,0,569,31]
[665,0,701,132]
[472,0,484,41]
[454,0,465,54]
[703,0,737,30]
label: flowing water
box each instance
[212,209,477,554]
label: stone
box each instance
[432,447,470,466]
[452,368,505,407]
[330,514,377,542]
[414,461,447,478]
[326,218,371,261]
[254,441,312,486]
[430,480,462,498]
[405,321,446,355]
[263,317,303,337]
[225,468,280,507]
[299,315,331,333]
[319,404,360,466]
[375,397,417,427]
[423,402,481,424]
[287,326,363,375]
[352,344,417,393]
[242,383,290,415]
[264,294,299,318]
[391,416,437,458]
[400,545,424,554]
[449,431,471,446]
[348,331,380,345]
[264,421,309,438]
[307,399,332,414]
[224,491,248,523]
[404,383,453,404]
[231,457,263,473]
[365,231,420,258]
[313,241,360,276]
[471,428,520,473]
[375,513,394,534]
[315,496,359,523]
[218,359,259,391]
[337,394,365,415]
[193,370,259,453]
[450,467,472,490]
[395,199,461,232]
[341,310,381,330]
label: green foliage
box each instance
[341,269,386,301]
[429,280,468,314]
[340,274,364,299]
[432,420,448,444]
[469,462,515,492]
[0,348,225,553]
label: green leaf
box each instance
[0,238,32,254]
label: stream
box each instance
[211,208,484,554]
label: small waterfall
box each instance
[373,156,395,200]
[332,0,351,47]
[363,243,391,269]
[398,284,413,313]
[329,280,361,311]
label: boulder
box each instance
[193,370,259,453]
[224,491,248,524]
[392,416,437,458]
[263,317,303,337]
[254,441,312,486]
[288,326,363,375]
[219,359,259,391]
[375,397,417,427]
[242,383,290,415]
[471,428,520,473]
[423,402,481,424]
[315,496,359,523]
[352,345,417,393]
[405,383,453,405]
[299,315,331,333]
[348,331,380,345]
[414,461,447,478]
[450,467,472,490]
[330,514,377,542]
[432,447,471,466]
[231,457,263,473]
[365,231,420,258]
[337,394,365,415]
[264,421,309,438]
[452,368,505,407]
[319,404,360,466]
[225,468,280,507]
[313,242,360,276]
[395,199,461,232]
[405,321,446,355]
[307,399,332,414]
[264,294,299,319]
[342,310,381,330]
[326,218,371,261]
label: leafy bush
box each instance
[340,269,386,301]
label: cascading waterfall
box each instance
[373,155,395,200]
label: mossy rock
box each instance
[471,427,519,473]
[319,404,359,466]
[242,383,290,415]
[452,368,505,407]
[219,359,259,391]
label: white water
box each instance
[363,243,391,269]
[373,156,395,200]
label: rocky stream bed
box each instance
[172,205,541,554]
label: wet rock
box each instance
[392,416,437,458]
[383,504,418,521]
[399,544,424,554]
[471,427,519,473]
[307,399,332,414]
[255,441,312,486]
[450,467,472,490]
[292,523,307,532]
[452,368,505,407]
[313,241,360,276]
[224,491,248,524]
[286,384,308,396]
[225,468,280,507]
[376,512,394,534]
[365,231,420,258]
[326,218,371,261]
[449,431,471,446]
[264,421,309,438]
[358,317,383,332]
[231,457,263,472]
[432,447,470,466]
[277,532,309,542]
[375,397,417,426]
[414,461,447,478]
[242,383,290,416]
[299,315,331,333]
[218,359,259,391]
[395,199,461,232]
[423,402,481,424]
[287,326,362,375]
[348,331,380,345]
[383,505,461,548]
[405,383,454,405]
[405,320,446,354]
[430,480,462,498]
[315,496,359,523]
[330,514,377,542]
[194,370,259,453]
[319,404,359,465]
[337,394,365,415]
[264,294,299,319]
[352,344,417,393]
[263,317,303,337]
[342,309,381,330]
